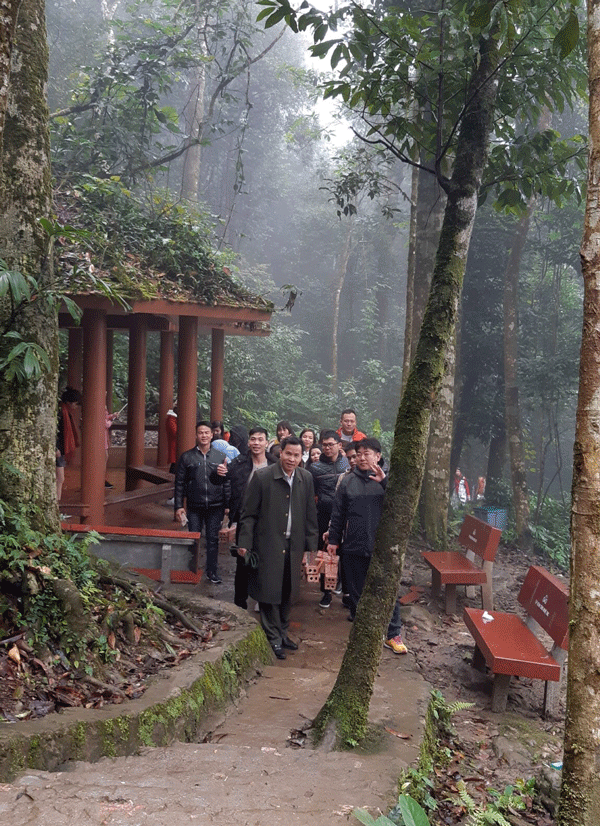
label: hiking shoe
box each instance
[207,573,222,584]
[319,592,332,608]
[384,635,408,655]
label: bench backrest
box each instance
[458,515,502,562]
[518,565,569,649]
[61,522,200,542]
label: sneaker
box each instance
[207,573,222,584]
[319,592,332,609]
[384,635,408,655]
[332,585,343,596]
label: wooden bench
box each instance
[422,514,501,614]
[61,523,201,584]
[126,464,174,491]
[463,565,569,714]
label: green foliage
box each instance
[0,501,101,656]
[258,0,586,218]
[0,252,80,386]
[355,795,430,826]
[51,0,271,182]
[456,777,536,826]
[530,495,570,571]
[56,177,266,308]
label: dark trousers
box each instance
[187,506,224,578]
[342,554,402,639]
[259,541,292,648]
[234,554,249,609]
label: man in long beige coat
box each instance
[237,435,318,660]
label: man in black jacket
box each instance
[174,421,229,584]
[308,429,348,608]
[327,438,407,654]
[227,427,275,608]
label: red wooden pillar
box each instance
[67,327,83,391]
[177,316,198,459]
[81,309,107,524]
[106,330,114,412]
[157,330,175,467]
[210,328,224,422]
[125,315,148,489]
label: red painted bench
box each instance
[61,523,201,584]
[422,514,502,614]
[463,565,569,714]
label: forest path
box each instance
[0,572,429,826]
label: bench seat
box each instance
[463,565,569,714]
[422,516,501,614]
[126,464,174,489]
[463,608,561,682]
[422,551,488,585]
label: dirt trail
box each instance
[0,571,429,826]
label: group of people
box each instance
[172,409,407,661]
[452,468,486,506]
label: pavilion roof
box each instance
[53,185,273,315]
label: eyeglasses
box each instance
[321,441,337,448]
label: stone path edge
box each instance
[0,595,272,782]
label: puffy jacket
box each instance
[174,445,230,510]
[308,453,349,513]
[328,467,387,556]
[227,450,277,525]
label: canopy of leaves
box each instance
[257,0,586,212]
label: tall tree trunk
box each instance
[414,168,448,543]
[503,205,533,541]
[331,225,353,396]
[401,162,419,394]
[486,424,506,485]
[312,34,500,746]
[181,58,206,204]
[0,0,58,530]
[422,327,456,548]
[0,0,22,147]
[558,6,600,822]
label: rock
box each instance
[491,734,532,768]
[536,764,561,814]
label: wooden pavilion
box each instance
[59,286,272,526]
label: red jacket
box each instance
[336,427,367,443]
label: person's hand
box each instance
[322,530,329,544]
[368,461,385,483]
[217,458,228,476]
[326,543,338,559]
[237,547,247,557]
[175,508,187,525]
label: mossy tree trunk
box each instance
[0,0,22,148]
[558,5,600,822]
[312,35,500,747]
[503,205,533,542]
[0,0,59,530]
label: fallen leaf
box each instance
[384,726,411,739]
[7,645,21,666]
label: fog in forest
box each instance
[47,0,586,558]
